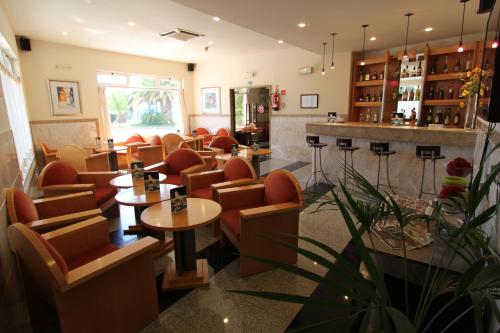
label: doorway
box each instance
[229,86,271,148]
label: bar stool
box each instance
[416,145,445,198]
[370,142,396,194]
[336,138,359,186]
[306,135,334,189]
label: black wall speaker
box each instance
[17,36,31,51]
[187,63,195,72]
[488,46,500,122]
[479,0,495,13]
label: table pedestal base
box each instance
[162,259,209,291]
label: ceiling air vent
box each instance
[159,28,204,42]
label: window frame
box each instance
[96,71,183,90]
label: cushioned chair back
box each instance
[6,188,39,224]
[263,170,302,206]
[39,161,79,186]
[223,157,257,181]
[149,135,162,146]
[8,223,67,301]
[126,134,145,144]
[162,133,184,155]
[165,148,205,175]
[209,136,239,153]
[178,141,191,149]
[57,144,89,172]
[216,128,230,137]
[195,127,211,136]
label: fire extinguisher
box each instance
[271,86,280,111]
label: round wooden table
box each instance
[215,148,271,177]
[141,198,222,291]
[182,136,205,150]
[94,145,127,171]
[109,173,167,189]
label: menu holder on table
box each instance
[143,171,160,191]
[170,186,187,214]
[107,139,114,149]
[231,144,239,156]
[130,161,144,179]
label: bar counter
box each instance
[305,122,479,196]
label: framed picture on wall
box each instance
[300,94,319,109]
[201,87,221,114]
[48,79,82,116]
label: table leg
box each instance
[123,206,144,235]
[252,155,260,178]
[173,230,197,273]
[109,151,119,171]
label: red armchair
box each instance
[8,217,159,333]
[6,188,101,233]
[208,136,246,154]
[217,170,303,276]
[38,161,119,216]
[194,127,213,145]
[144,148,206,186]
[215,128,230,137]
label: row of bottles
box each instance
[427,84,459,100]
[423,107,461,126]
[358,91,383,102]
[401,61,422,78]
[361,108,381,123]
[358,69,384,82]
[399,86,421,101]
[429,53,473,75]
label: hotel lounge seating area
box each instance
[1,1,500,332]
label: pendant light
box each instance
[457,0,469,52]
[402,13,414,60]
[321,42,327,75]
[360,25,368,66]
[330,33,337,69]
[492,9,500,48]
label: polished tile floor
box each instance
[104,158,352,333]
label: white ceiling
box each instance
[173,0,496,54]
[0,0,284,63]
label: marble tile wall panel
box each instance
[30,119,98,149]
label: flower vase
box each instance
[464,93,478,129]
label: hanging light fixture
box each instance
[492,9,500,48]
[321,42,327,75]
[360,24,368,66]
[457,0,469,52]
[402,13,414,60]
[330,33,337,69]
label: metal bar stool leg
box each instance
[306,147,317,189]
[418,159,426,199]
[376,154,381,191]
[432,159,437,196]
[319,147,333,185]
[343,149,348,187]
[313,147,317,185]
[385,155,396,194]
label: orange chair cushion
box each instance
[42,162,78,186]
[33,231,68,275]
[165,149,203,175]
[224,158,253,181]
[190,187,211,200]
[149,135,162,146]
[264,172,300,205]
[195,128,210,135]
[13,189,39,223]
[165,174,182,186]
[209,136,239,154]
[126,134,145,144]
[216,128,229,137]
[221,209,242,240]
[94,187,117,205]
[66,243,118,271]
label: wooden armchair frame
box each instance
[40,143,58,166]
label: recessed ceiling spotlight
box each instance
[425,27,433,32]
[61,31,69,36]
[208,40,213,45]
[370,36,377,41]
[213,16,220,22]
[127,21,136,26]
[278,40,284,44]
[298,22,307,28]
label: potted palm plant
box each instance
[229,146,500,332]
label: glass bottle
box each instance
[365,92,371,102]
[365,71,371,81]
[453,109,461,126]
[412,66,417,77]
[448,85,455,99]
[434,108,443,124]
[372,71,378,80]
[370,92,376,102]
[444,108,451,125]
[443,56,448,74]
[465,53,472,71]
[379,71,384,80]
[438,87,445,100]
[428,86,435,100]
[359,68,364,81]
[454,57,461,72]
[426,108,433,125]
[378,91,383,102]
[392,88,398,101]
[402,88,408,101]
[373,109,379,123]
[409,89,415,101]
[431,59,437,75]
[416,61,422,77]
[358,94,364,102]
[415,86,421,101]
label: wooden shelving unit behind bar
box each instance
[349,52,390,123]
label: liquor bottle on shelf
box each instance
[372,71,378,80]
[448,85,455,99]
[370,92,376,102]
[465,53,472,71]
[359,68,364,81]
[485,57,490,71]
[365,71,371,81]
[416,61,422,77]
[431,59,437,75]
[415,86,421,101]
[373,109,379,123]
[405,65,410,78]
[426,108,433,125]
[409,89,415,101]
[378,92,383,102]
[453,108,460,126]
[392,88,398,101]
[438,86,445,100]
[444,108,451,125]
[411,66,417,77]
[358,94,364,102]
[402,88,408,101]
[434,108,443,124]
[454,57,461,73]
[428,86,435,100]
[402,66,407,78]
[365,93,371,102]
[366,109,371,122]
[410,108,417,125]
[379,72,384,80]
[443,56,449,74]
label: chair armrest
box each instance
[40,184,95,196]
[211,178,257,202]
[126,142,149,148]
[63,236,158,291]
[26,209,102,232]
[77,171,119,187]
[218,184,265,211]
[180,164,208,187]
[209,147,225,155]
[43,216,111,260]
[85,152,111,172]
[186,170,225,193]
[144,161,168,174]
[240,202,302,220]
[34,191,97,219]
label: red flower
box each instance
[439,185,466,199]
[447,158,472,177]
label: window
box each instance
[97,72,185,141]
[0,50,34,183]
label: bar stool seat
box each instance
[416,145,445,198]
[370,142,396,194]
[310,143,327,148]
[336,138,359,186]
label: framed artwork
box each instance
[201,87,221,114]
[300,94,319,109]
[48,79,82,116]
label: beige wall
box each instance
[193,47,352,116]
[20,39,195,130]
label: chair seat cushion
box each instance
[221,209,242,240]
[166,174,182,186]
[190,187,211,200]
[94,187,117,205]
[66,243,119,271]
[33,231,68,275]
